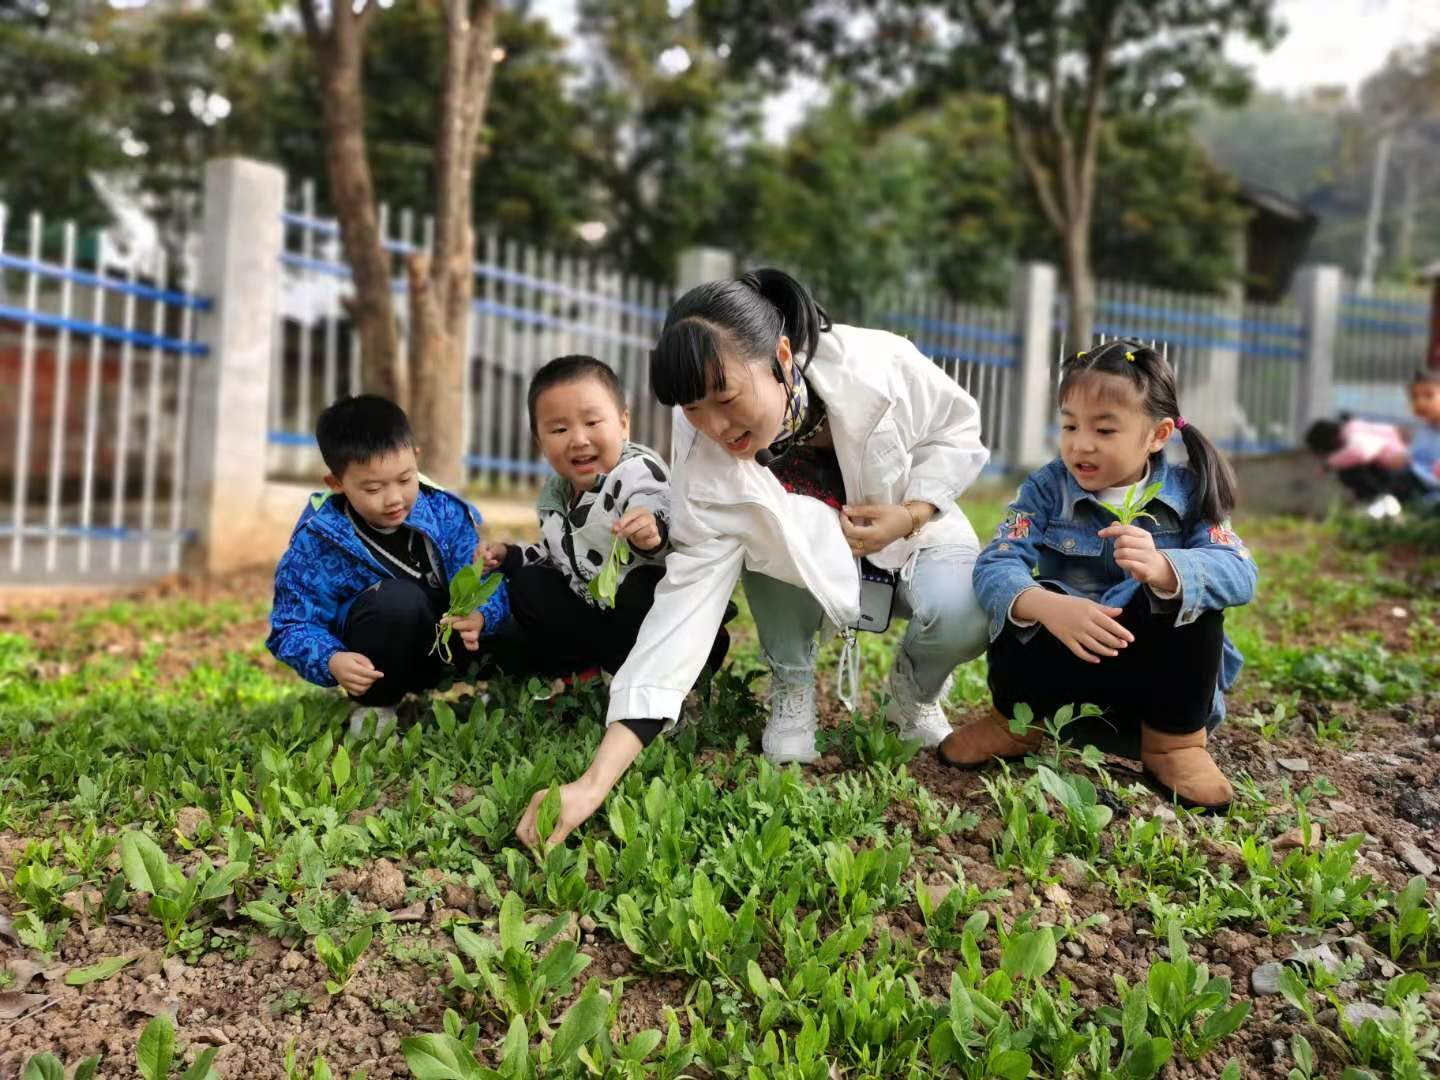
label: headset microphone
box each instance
[755,447,777,467]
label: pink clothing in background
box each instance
[1326,419,1407,470]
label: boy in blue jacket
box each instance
[267,395,508,735]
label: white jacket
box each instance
[607,323,989,724]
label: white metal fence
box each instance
[4,157,1436,584]
[0,204,208,582]
[1333,279,1431,422]
[270,182,671,485]
[1052,281,1306,454]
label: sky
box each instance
[530,0,1440,140]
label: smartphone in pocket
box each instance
[854,559,897,634]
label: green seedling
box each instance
[136,1014,219,1080]
[314,924,373,994]
[432,564,502,664]
[22,1052,100,1080]
[587,532,632,608]
[120,831,247,952]
[1100,480,1163,526]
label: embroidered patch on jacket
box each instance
[999,510,1032,540]
[1208,522,1238,547]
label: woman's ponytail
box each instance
[739,268,831,365]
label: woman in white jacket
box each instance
[517,269,990,848]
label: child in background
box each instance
[482,356,729,697]
[1401,369,1440,508]
[1304,414,1415,517]
[267,395,507,737]
[943,339,1257,812]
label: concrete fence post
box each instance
[1008,261,1058,471]
[1294,264,1344,436]
[185,157,286,573]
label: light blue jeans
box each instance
[742,544,990,699]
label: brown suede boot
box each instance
[936,708,1042,769]
[1140,725,1233,813]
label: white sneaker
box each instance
[348,704,397,740]
[762,680,819,765]
[885,666,953,748]
[1366,494,1403,520]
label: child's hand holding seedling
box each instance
[1097,523,1179,592]
[612,507,662,553]
[432,564,502,663]
[440,611,485,651]
[1095,478,1177,592]
[588,532,632,608]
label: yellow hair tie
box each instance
[1125,351,1135,362]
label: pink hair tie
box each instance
[1176,416,1187,431]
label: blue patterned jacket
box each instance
[267,483,509,687]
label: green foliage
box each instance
[586,533,632,609]
[314,924,373,994]
[120,831,248,952]
[1099,481,1164,528]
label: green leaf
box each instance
[535,784,562,848]
[121,831,173,896]
[65,953,135,985]
[179,1046,220,1080]
[401,1033,484,1080]
[136,1014,176,1080]
[332,745,352,790]
[198,860,246,903]
[551,982,609,1064]
[498,892,526,953]
[991,1050,1032,1080]
[1000,928,1057,980]
[74,1059,101,1080]
[22,1054,65,1080]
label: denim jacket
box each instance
[972,454,1257,725]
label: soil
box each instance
[1,543,1437,1079]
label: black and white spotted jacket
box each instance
[501,442,671,605]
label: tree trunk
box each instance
[408,0,497,487]
[303,2,403,405]
[1062,220,1095,353]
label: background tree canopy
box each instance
[3,0,1436,302]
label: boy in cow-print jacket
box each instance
[482,355,729,688]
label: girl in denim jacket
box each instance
[942,340,1257,811]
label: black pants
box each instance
[503,563,729,679]
[343,578,480,707]
[987,586,1224,755]
[1336,464,1424,503]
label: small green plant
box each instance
[1375,875,1439,964]
[432,564,502,663]
[12,910,69,960]
[447,892,590,1031]
[587,532,632,608]
[120,831,247,952]
[22,1052,100,1080]
[136,1013,220,1080]
[1100,480,1163,526]
[314,924,373,994]
[1113,921,1251,1060]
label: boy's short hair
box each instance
[1412,368,1440,389]
[315,394,416,477]
[527,355,626,432]
[1304,418,1343,454]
